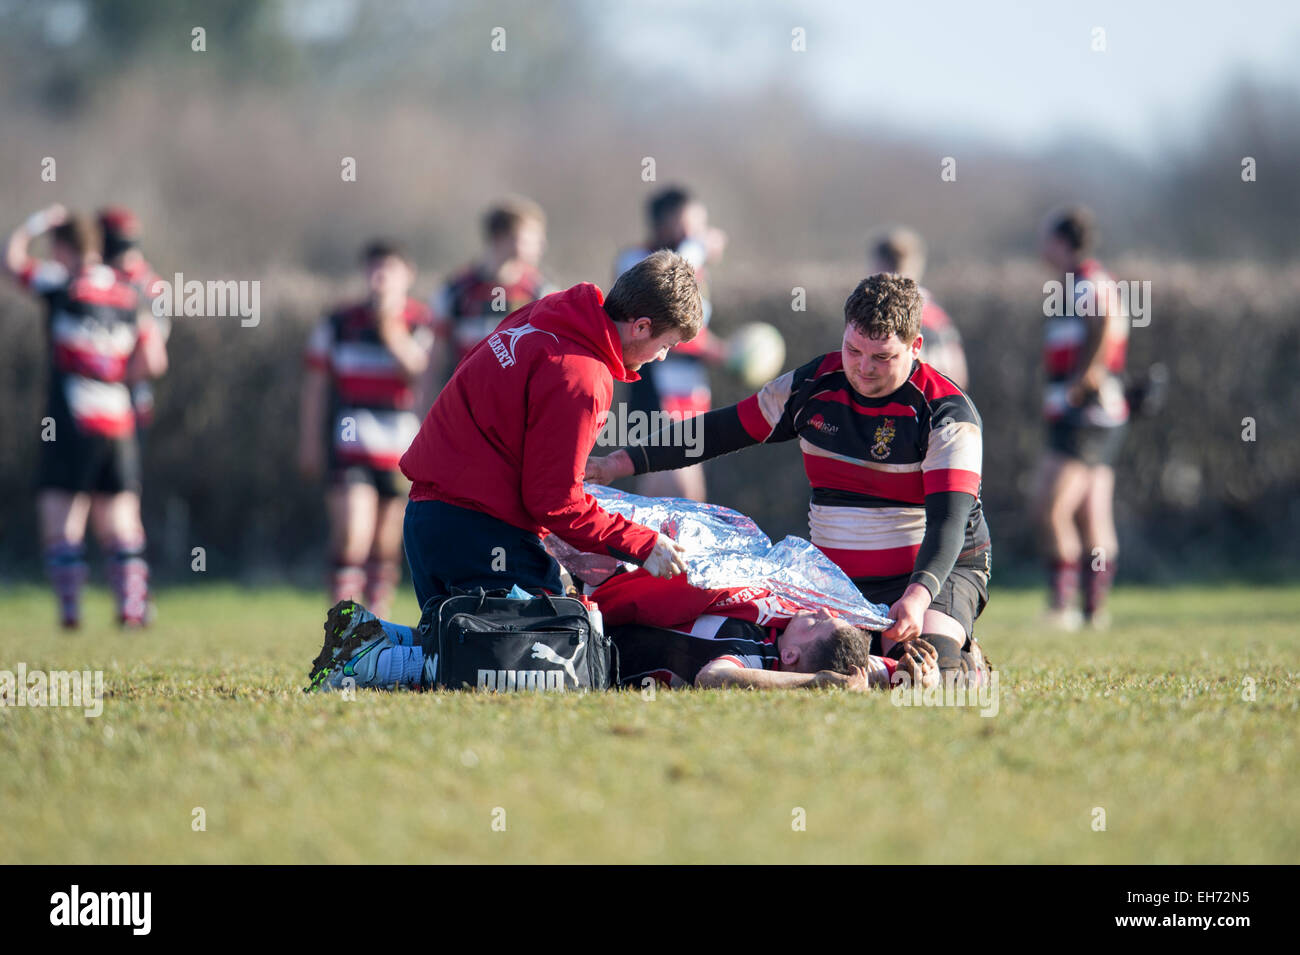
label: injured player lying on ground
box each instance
[304,596,940,693]
[304,487,991,693]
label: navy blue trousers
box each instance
[403,499,564,614]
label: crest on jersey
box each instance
[488,322,558,369]
[870,418,896,460]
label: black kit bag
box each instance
[416,588,613,692]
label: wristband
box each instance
[25,211,50,235]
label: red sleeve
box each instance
[519,357,659,562]
[591,570,718,627]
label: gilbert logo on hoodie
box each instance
[488,323,558,369]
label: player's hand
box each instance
[884,583,931,643]
[892,638,939,689]
[376,312,414,357]
[843,665,872,692]
[584,450,634,485]
[642,533,688,580]
[1066,369,1102,406]
[815,665,872,692]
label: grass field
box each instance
[1,582,1296,864]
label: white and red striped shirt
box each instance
[735,354,989,580]
[24,261,149,438]
[305,299,434,470]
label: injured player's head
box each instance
[776,607,871,674]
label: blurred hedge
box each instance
[1,259,1296,584]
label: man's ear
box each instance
[911,334,924,356]
[631,316,654,339]
[780,645,800,668]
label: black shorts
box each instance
[330,464,409,499]
[854,549,991,644]
[37,424,141,496]
[1047,421,1127,468]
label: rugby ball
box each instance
[726,321,786,389]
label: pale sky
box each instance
[597,0,1300,158]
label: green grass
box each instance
[0,582,1297,863]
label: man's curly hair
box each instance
[843,272,923,343]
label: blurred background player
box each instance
[4,204,168,628]
[615,185,728,501]
[869,227,968,389]
[98,206,168,448]
[432,196,552,380]
[298,240,435,619]
[1034,205,1129,630]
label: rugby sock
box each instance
[1084,559,1117,619]
[1048,560,1080,611]
[331,563,366,606]
[45,543,88,629]
[108,544,151,626]
[920,632,965,672]
[364,559,401,619]
[372,645,425,688]
[379,618,417,646]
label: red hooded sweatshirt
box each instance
[400,283,659,564]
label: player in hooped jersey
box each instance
[298,241,436,619]
[1034,205,1129,629]
[5,205,168,628]
[587,273,992,678]
[432,197,553,378]
[869,227,968,389]
[614,186,729,502]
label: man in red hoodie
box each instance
[399,250,702,612]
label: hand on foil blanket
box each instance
[544,485,893,629]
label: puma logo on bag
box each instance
[530,639,584,684]
[473,640,584,692]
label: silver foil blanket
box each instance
[543,485,894,630]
